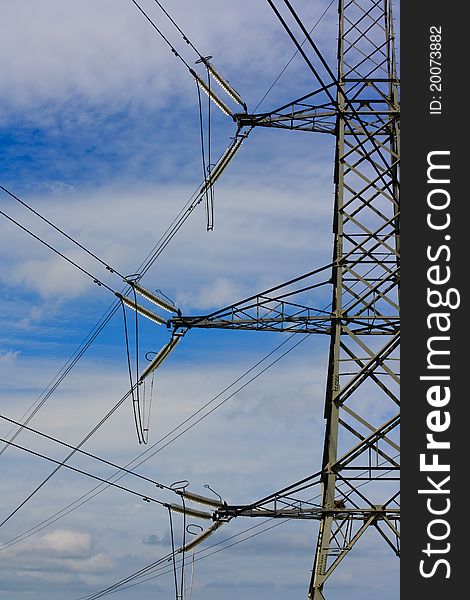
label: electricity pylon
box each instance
[163,0,400,597]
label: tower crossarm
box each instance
[234,105,337,134]
[169,265,399,336]
[170,309,399,335]
[234,88,398,134]
[215,505,400,522]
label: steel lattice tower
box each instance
[306,1,399,597]
[154,0,400,596]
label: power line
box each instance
[168,507,180,600]
[76,548,173,600]
[0,299,122,458]
[0,207,115,293]
[135,333,311,457]
[149,0,206,61]
[0,331,309,550]
[195,78,211,229]
[1,188,329,544]
[1,2,324,576]
[180,495,187,600]
[265,0,395,194]
[0,133,248,526]
[0,133,245,459]
[75,519,286,600]
[265,0,334,104]
[129,0,193,70]
[0,413,173,493]
[79,459,398,599]
[130,0,245,119]
[119,295,146,444]
[143,0,218,232]
[0,434,170,509]
[253,0,335,112]
[76,495,323,598]
[4,1,396,596]
[0,184,126,280]
[1,0,249,458]
[0,384,136,529]
[137,130,250,276]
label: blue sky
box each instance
[0,1,399,599]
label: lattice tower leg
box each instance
[308,1,400,597]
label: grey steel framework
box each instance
[170,0,400,597]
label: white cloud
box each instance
[28,529,93,558]
[0,350,20,363]
[0,0,338,123]
[1,528,115,590]
[181,276,243,307]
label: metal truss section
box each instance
[234,82,398,135]
[218,506,399,522]
[167,0,400,597]
[171,306,334,334]
[307,0,400,597]
[235,102,337,134]
[170,267,399,336]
